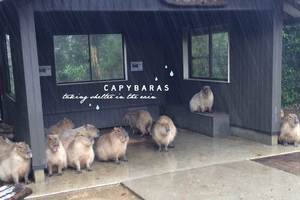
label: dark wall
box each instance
[36,10,281,135]
[35,12,169,128]
[0,3,32,144]
[164,11,280,135]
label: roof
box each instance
[284,0,300,24]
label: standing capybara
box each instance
[60,124,99,150]
[49,118,75,135]
[279,113,300,146]
[96,127,129,164]
[46,134,67,176]
[189,86,214,113]
[66,133,95,173]
[123,110,153,136]
[0,141,32,184]
[151,115,177,152]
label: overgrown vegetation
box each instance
[282,24,300,107]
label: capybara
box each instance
[96,127,129,164]
[46,134,67,176]
[190,86,214,113]
[279,113,300,146]
[0,141,32,184]
[151,115,177,152]
[123,110,153,136]
[67,133,95,173]
[49,118,75,135]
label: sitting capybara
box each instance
[151,115,177,152]
[46,134,67,176]
[96,127,129,164]
[123,110,153,136]
[67,133,95,173]
[279,113,300,146]
[0,141,32,184]
[190,86,214,113]
[49,118,75,135]
[60,124,99,150]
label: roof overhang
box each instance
[284,0,300,24]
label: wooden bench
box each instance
[165,105,230,137]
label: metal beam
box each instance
[16,1,46,173]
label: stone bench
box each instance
[164,105,230,137]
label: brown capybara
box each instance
[96,127,129,164]
[279,113,300,146]
[49,118,75,135]
[67,133,95,173]
[0,141,32,184]
[190,86,214,113]
[60,124,99,150]
[123,110,153,136]
[151,115,177,152]
[46,134,67,176]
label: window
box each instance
[54,34,126,84]
[184,26,229,82]
[4,34,15,97]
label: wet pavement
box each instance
[27,129,300,199]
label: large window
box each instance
[54,34,126,84]
[184,26,230,82]
[4,34,15,98]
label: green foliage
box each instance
[282,25,300,107]
[54,34,124,83]
[191,32,228,80]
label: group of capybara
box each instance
[0,110,178,184]
[0,85,299,184]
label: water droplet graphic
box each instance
[165,65,168,69]
[170,70,174,77]
[96,105,100,110]
[155,77,158,81]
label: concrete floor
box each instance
[34,184,140,200]
[27,129,300,199]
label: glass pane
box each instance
[54,35,90,83]
[191,34,209,58]
[191,58,209,78]
[90,34,124,80]
[212,32,229,80]
[5,34,15,97]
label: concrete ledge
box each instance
[165,105,230,137]
[231,126,278,146]
[34,169,45,183]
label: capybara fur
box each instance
[0,141,32,184]
[123,110,153,136]
[67,133,95,173]
[190,86,214,113]
[49,118,75,135]
[96,127,129,164]
[46,134,67,176]
[60,124,99,150]
[279,113,300,146]
[151,115,177,152]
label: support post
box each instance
[271,1,283,136]
[17,1,46,182]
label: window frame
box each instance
[184,26,230,83]
[53,33,128,85]
[3,34,16,100]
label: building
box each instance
[0,0,299,181]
